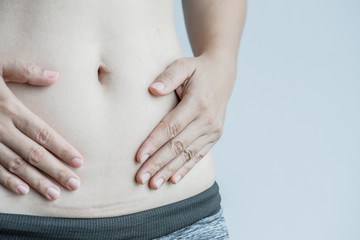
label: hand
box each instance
[135,54,237,189]
[0,55,84,200]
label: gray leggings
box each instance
[154,208,229,240]
[0,182,229,239]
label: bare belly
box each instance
[0,0,215,217]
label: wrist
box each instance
[198,50,237,78]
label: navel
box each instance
[97,61,111,85]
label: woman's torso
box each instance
[0,0,215,218]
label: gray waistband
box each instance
[0,182,221,240]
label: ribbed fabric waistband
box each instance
[0,182,221,240]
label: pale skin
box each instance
[0,0,246,200]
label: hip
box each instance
[0,181,224,240]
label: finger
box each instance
[148,134,211,189]
[12,104,84,168]
[3,125,81,192]
[136,94,198,164]
[149,58,195,96]
[1,56,59,86]
[0,164,29,195]
[174,78,189,100]
[135,119,206,186]
[170,141,215,185]
[0,143,60,200]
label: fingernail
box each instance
[174,175,182,184]
[151,82,165,90]
[44,70,59,79]
[141,172,151,184]
[140,154,149,163]
[47,187,60,200]
[67,177,81,190]
[71,157,83,167]
[155,178,165,189]
[17,184,29,195]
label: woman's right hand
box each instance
[0,55,84,200]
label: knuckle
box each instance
[37,128,53,145]
[56,169,67,183]
[28,146,46,165]
[169,139,184,156]
[25,62,41,75]
[8,156,26,173]
[214,122,224,137]
[166,121,179,139]
[197,96,209,110]
[183,149,203,164]
[34,177,46,190]
[152,161,164,172]
[0,100,20,119]
[208,136,218,145]
[194,152,204,163]
[181,153,190,164]
[173,58,182,65]
[173,58,186,69]
[183,149,193,162]
[205,114,216,125]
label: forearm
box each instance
[182,0,247,68]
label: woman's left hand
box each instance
[135,54,237,189]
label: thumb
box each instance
[1,57,59,86]
[149,58,195,96]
